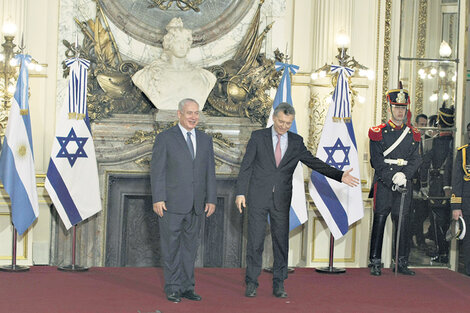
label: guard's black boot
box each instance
[369,214,387,276]
[395,257,415,275]
[370,259,382,276]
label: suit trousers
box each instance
[246,193,289,287]
[158,209,202,294]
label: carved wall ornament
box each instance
[66,3,154,120]
[148,0,205,12]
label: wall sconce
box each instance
[0,22,42,138]
[310,31,373,105]
[311,31,374,81]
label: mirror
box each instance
[398,0,460,268]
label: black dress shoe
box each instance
[166,292,181,303]
[273,285,288,298]
[181,290,202,301]
[245,283,257,297]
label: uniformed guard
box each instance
[368,88,421,276]
[421,104,454,263]
[450,122,470,276]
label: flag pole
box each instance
[0,227,30,272]
[58,224,88,272]
[315,233,345,274]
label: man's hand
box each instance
[453,209,462,220]
[153,201,167,217]
[205,203,216,217]
[235,195,246,214]
[341,168,360,187]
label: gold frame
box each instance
[0,212,28,260]
[311,216,357,263]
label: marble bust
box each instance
[132,18,216,110]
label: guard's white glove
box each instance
[392,172,407,187]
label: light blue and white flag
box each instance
[267,61,306,231]
[0,54,39,235]
[45,57,102,229]
[308,65,364,239]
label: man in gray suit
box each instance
[236,103,359,298]
[151,98,217,303]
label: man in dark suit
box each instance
[151,98,217,303]
[235,102,359,298]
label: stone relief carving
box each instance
[99,0,255,47]
[148,0,205,12]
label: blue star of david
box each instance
[323,138,351,170]
[56,128,88,167]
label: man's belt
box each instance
[384,158,408,166]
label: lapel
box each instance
[277,131,295,168]
[263,127,276,167]
[194,129,204,162]
[171,125,193,161]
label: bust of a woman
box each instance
[132,18,216,110]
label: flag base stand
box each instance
[0,228,30,272]
[315,234,346,274]
[58,264,88,272]
[57,225,89,272]
[263,267,295,274]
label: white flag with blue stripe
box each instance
[45,57,102,229]
[267,61,306,231]
[308,65,364,239]
[0,54,39,235]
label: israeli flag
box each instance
[45,57,102,229]
[309,65,364,239]
[0,54,39,235]
[267,61,306,231]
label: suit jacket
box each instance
[236,127,343,210]
[151,125,217,215]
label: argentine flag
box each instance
[267,61,306,231]
[45,57,102,229]
[0,54,39,235]
[309,65,364,239]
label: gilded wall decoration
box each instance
[307,92,327,155]
[413,0,428,115]
[204,1,282,126]
[66,4,153,120]
[381,0,392,123]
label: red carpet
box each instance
[0,266,469,313]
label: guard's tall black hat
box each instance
[438,103,455,127]
[386,89,410,106]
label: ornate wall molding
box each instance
[414,0,428,115]
[381,0,392,123]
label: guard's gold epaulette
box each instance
[458,144,469,151]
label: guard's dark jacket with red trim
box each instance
[368,120,421,213]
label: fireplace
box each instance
[104,173,243,267]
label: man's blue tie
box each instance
[187,132,195,159]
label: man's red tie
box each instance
[275,134,282,167]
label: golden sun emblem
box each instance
[17,145,28,157]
